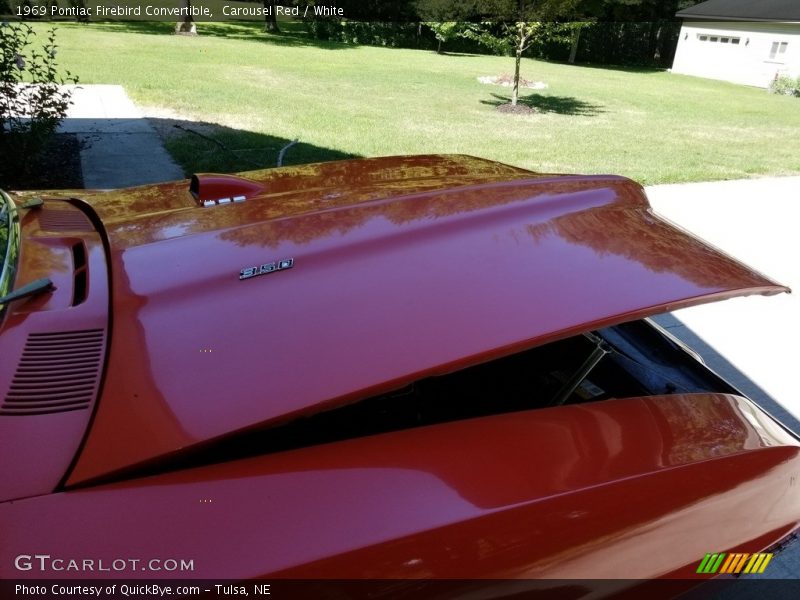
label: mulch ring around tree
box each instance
[0,133,84,191]
[478,74,548,90]
[495,103,537,114]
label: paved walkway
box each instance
[58,85,183,188]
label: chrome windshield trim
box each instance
[0,189,21,314]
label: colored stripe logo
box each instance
[696,552,773,574]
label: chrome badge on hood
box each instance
[239,258,294,281]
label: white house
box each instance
[671,0,800,87]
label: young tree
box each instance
[426,22,471,54]
[468,1,582,106]
[507,21,541,105]
[567,21,588,63]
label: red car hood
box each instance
[66,155,788,485]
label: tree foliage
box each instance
[302,0,704,69]
[424,22,478,53]
[769,75,800,97]
[460,1,581,106]
[0,22,78,181]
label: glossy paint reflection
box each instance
[4,394,799,579]
[67,155,788,484]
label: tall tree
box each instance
[264,1,280,33]
[175,0,197,35]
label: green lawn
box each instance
[44,21,800,184]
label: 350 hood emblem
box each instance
[240,258,294,280]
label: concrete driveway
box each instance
[647,177,800,430]
[647,177,800,582]
[58,85,183,188]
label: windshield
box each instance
[0,189,21,317]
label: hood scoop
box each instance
[190,174,266,207]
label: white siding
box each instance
[672,21,800,87]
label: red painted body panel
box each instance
[2,394,798,579]
[3,156,797,586]
[0,200,108,500]
[59,155,786,485]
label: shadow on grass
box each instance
[147,117,359,175]
[435,51,482,58]
[573,62,667,75]
[530,57,667,75]
[481,92,604,116]
[87,19,355,50]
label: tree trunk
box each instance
[264,1,280,33]
[437,39,442,54]
[512,24,528,108]
[568,28,581,64]
[652,25,663,63]
[647,21,659,66]
[174,0,197,35]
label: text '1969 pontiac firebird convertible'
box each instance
[1,155,798,597]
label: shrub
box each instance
[769,75,800,97]
[305,20,429,48]
[0,22,79,182]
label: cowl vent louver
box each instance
[1,329,105,416]
[38,207,93,232]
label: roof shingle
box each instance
[677,0,800,21]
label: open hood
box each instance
[65,155,788,485]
